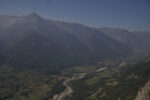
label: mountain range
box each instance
[0,13,149,72]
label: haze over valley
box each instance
[0,0,150,100]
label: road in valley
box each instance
[53,73,86,100]
[53,66,111,100]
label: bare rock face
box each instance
[135,80,150,100]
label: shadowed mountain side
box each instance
[100,28,150,53]
[133,31,150,44]
[53,21,131,57]
[0,13,133,72]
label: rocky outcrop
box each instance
[135,80,150,100]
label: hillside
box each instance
[61,57,150,100]
[0,13,132,71]
[100,28,150,53]
[133,31,150,44]
[135,80,150,100]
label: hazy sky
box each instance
[0,0,150,31]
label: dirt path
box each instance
[53,73,86,100]
[53,65,112,100]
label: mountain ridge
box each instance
[0,13,149,71]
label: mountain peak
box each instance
[100,27,130,33]
[27,12,42,19]
[29,12,39,16]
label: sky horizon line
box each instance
[0,0,149,31]
[0,12,149,32]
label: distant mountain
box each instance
[0,40,5,65]
[53,21,131,58]
[0,13,142,71]
[133,31,150,44]
[100,28,150,53]
[0,13,93,71]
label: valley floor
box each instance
[1,57,150,100]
